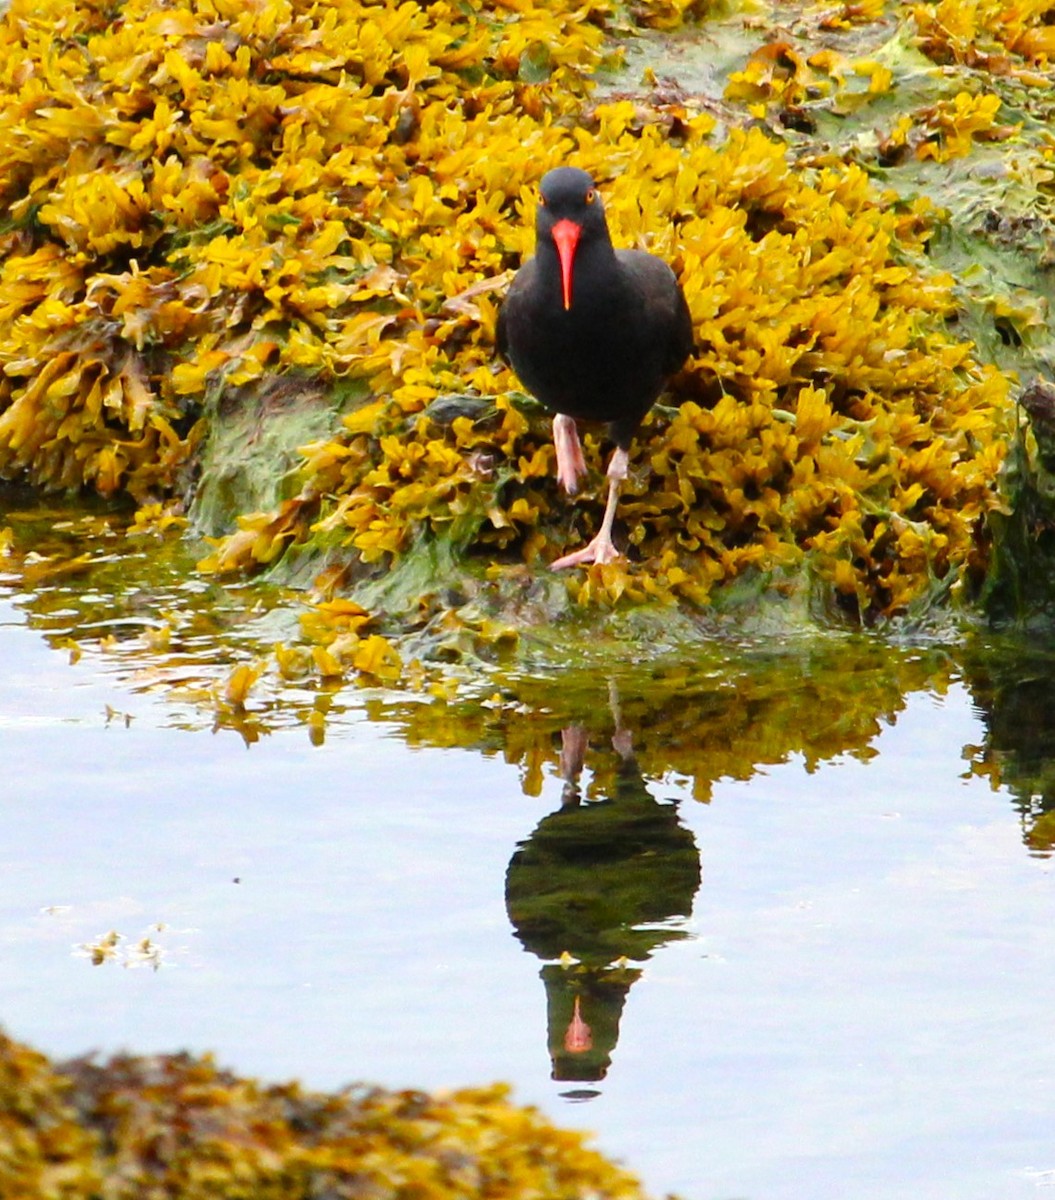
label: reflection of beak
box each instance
[564,994,593,1053]
[551,219,581,311]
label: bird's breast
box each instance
[508,290,666,414]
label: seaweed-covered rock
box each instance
[0,1031,651,1200]
[11,0,1055,630]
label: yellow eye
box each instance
[539,194,548,206]
[585,188,596,203]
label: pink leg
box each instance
[552,413,587,495]
[551,447,629,570]
[559,723,587,806]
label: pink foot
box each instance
[553,414,587,494]
[550,447,629,570]
[550,532,622,569]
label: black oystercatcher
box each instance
[496,167,694,568]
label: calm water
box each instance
[3,507,1055,1198]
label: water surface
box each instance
[3,499,1055,1199]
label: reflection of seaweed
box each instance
[393,642,957,803]
[0,496,958,782]
[506,690,701,1084]
[961,641,1055,856]
[15,485,1055,872]
[0,492,290,662]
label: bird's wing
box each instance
[666,281,695,375]
[495,295,509,363]
[495,261,535,366]
[617,250,694,376]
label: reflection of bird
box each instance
[505,687,701,1084]
[496,167,694,568]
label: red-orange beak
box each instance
[551,218,581,311]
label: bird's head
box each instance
[536,167,609,311]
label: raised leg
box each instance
[551,446,629,570]
[552,413,587,495]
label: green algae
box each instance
[190,375,364,538]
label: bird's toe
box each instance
[550,534,622,570]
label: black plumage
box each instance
[497,167,693,568]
